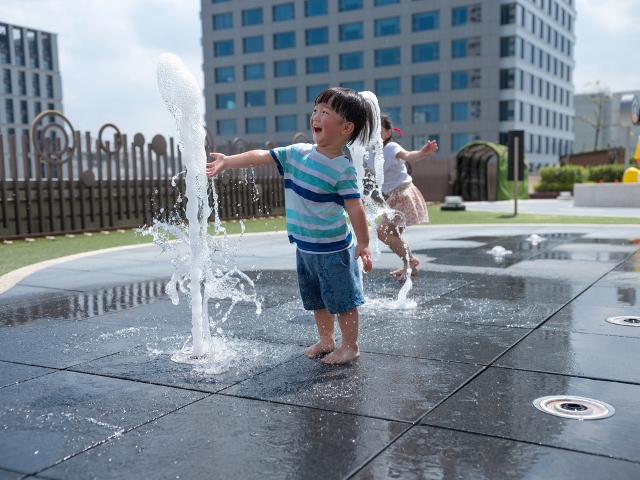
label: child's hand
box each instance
[206,153,228,178]
[355,243,372,273]
[420,140,438,158]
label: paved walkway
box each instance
[1,222,640,479]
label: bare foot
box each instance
[304,340,336,358]
[390,257,420,281]
[321,345,360,364]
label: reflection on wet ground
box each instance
[2,226,640,479]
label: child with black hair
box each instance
[369,114,438,281]
[206,87,375,364]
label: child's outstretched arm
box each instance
[396,140,438,163]
[344,198,372,272]
[206,150,274,178]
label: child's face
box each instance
[311,101,352,148]
[381,126,392,142]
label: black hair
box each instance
[380,113,393,146]
[314,87,375,146]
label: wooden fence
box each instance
[0,111,452,240]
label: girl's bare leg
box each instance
[304,308,337,358]
[377,222,420,281]
[322,307,360,364]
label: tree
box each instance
[579,81,611,151]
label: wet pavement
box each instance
[2,222,640,479]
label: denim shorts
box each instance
[296,243,365,315]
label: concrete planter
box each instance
[574,183,640,208]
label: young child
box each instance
[368,114,438,281]
[206,87,374,364]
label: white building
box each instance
[0,21,63,177]
[201,0,575,166]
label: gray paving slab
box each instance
[1,223,640,478]
[423,367,640,463]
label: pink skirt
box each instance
[385,182,429,227]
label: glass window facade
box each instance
[217,119,236,135]
[274,31,295,49]
[413,105,440,123]
[243,36,264,53]
[244,63,264,80]
[339,0,363,11]
[412,11,439,31]
[215,66,235,83]
[305,0,327,17]
[274,59,296,77]
[245,90,266,107]
[339,22,364,41]
[375,17,401,37]
[340,52,364,70]
[242,8,263,26]
[213,13,233,30]
[246,117,266,133]
[306,56,329,74]
[451,71,468,89]
[276,115,297,131]
[306,27,328,46]
[214,40,234,57]
[216,93,236,110]
[375,47,400,67]
[412,74,439,93]
[273,3,295,21]
[275,87,297,104]
[375,77,401,96]
[412,43,439,62]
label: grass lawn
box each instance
[1,206,638,277]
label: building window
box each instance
[412,74,439,93]
[375,0,399,5]
[2,69,11,94]
[307,84,329,102]
[214,40,234,57]
[375,47,400,67]
[412,43,439,62]
[242,8,263,26]
[306,27,328,46]
[213,13,233,30]
[305,0,328,17]
[452,5,481,26]
[413,105,439,123]
[384,107,401,126]
[340,81,364,91]
[243,36,264,53]
[5,98,14,123]
[452,39,467,58]
[375,77,401,96]
[375,17,400,37]
[45,75,53,98]
[452,133,470,152]
[216,93,236,110]
[452,102,468,121]
[306,56,329,74]
[412,11,439,31]
[499,68,515,89]
[41,32,53,70]
[244,63,264,80]
[275,87,297,105]
[273,3,295,21]
[11,27,22,65]
[339,22,364,41]
[451,71,468,90]
[17,71,26,95]
[215,67,234,83]
[274,59,296,77]
[217,119,237,136]
[32,72,40,96]
[246,117,266,134]
[276,115,297,131]
[339,0,363,11]
[245,90,266,107]
[0,25,10,64]
[499,100,514,121]
[26,30,38,68]
[274,31,295,49]
[500,36,515,57]
[340,52,364,71]
[20,100,28,124]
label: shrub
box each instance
[534,165,586,192]
[585,164,626,183]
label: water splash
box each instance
[487,246,513,256]
[347,91,415,308]
[140,53,262,367]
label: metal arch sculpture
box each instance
[292,132,310,144]
[30,110,76,165]
[97,123,123,154]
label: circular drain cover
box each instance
[606,316,640,327]
[533,396,615,420]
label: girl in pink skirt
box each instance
[371,114,438,280]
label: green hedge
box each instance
[534,164,626,192]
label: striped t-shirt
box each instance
[270,143,360,254]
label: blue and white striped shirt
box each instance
[270,143,360,254]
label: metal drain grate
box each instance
[533,396,615,420]
[606,316,640,327]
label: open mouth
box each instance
[313,126,322,134]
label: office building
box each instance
[0,22,63,177]
[201,0,575,165]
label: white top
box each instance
[367,142,412,195]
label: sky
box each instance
[1,0,638,141]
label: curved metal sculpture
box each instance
[30,110,76,165]
[97,123,123,154]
